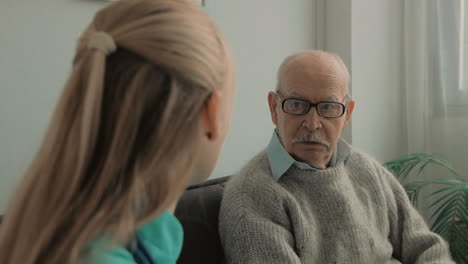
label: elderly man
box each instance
[219,50,454,263]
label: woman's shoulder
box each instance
[81,211,183,264]
[135,211,183,264]
[79,242,136,264]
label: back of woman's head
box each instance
[0,0,232,263]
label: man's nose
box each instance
[302,107,323,130]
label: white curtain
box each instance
[403,0,468,219]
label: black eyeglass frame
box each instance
[275,92,348,118]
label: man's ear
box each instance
[343,99,355,128]
[268,92,279,126]
[202,90,222,141]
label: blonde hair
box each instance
[0,0,230,263]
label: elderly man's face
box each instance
[268,59,355,169]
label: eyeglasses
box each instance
[276,92,347,118]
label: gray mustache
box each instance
[292,133,330,148]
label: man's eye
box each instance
[319,103,335,110]
[292,101,303,108]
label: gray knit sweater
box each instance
[219,150,454,264]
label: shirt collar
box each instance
[135,210,183,263]
[266,130,351,181]
[83,210,183,263]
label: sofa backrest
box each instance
[174,176,229,264]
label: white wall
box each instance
[0,0,314,213]
[316,0,353,141]
[0,0,105,213]
[317,0,406,163]
[431,117,468,177]
[351,0,406,162]
[204,0,315,179]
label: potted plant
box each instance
[384,153,467,263]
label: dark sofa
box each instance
[0,176,229,264]
[175,176,229,264]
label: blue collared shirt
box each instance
[266,130,351,181]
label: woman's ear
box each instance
[202,90,222,141]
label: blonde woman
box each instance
[0,0,235,263]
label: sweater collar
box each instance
[266,130,351,181]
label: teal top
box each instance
[266,130,351,181]
[82,210,183,264]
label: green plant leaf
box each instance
[432,213,455,235]
[431,198,458,231]
[449,224,468,263]
[433,222,450,238]
[385,153,468,263]
[384,153,463,181]
[457,208,468,223]
[431,178,465,185]
[430,187,463,209]
[416,160,432,177]
[403,181,428,205]
[430,193,461,221]
[452,246,468,264]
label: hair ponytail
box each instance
[0,1,231,263]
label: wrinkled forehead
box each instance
[279,52,349,97]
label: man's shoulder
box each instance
[220,150,289,228]
[348,148,387,170]
[223,150,284,200]
[227,150,275,183]
[347,147,397,184]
